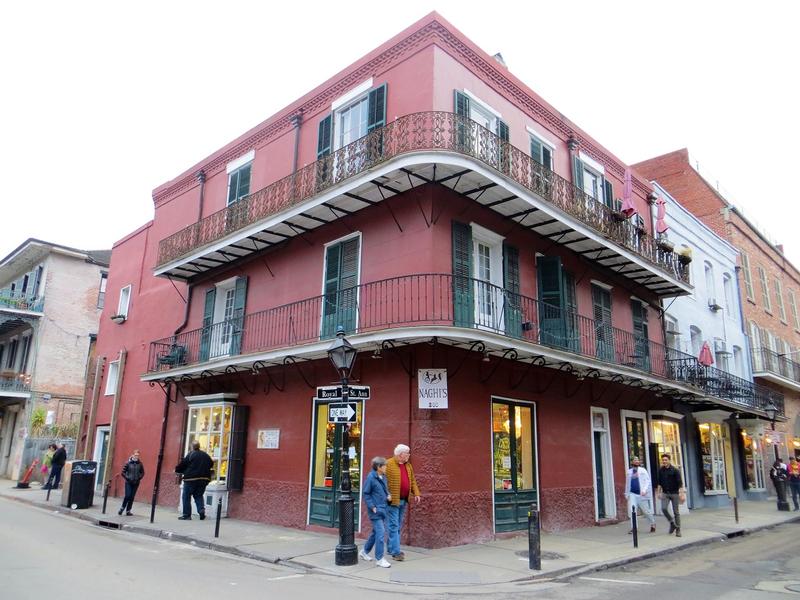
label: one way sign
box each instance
[328,402,357,424]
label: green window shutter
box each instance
[592,285,614,361]
[542,145,552,170]
[452,221,473,328]
[454,90,471,151]
[229,276,248,355]
[227,170,239,205]
[631,300,650,370]
[503,243,521,338]
[497,119,509,142]
[536,255,565,348]
[199,287,216,362]
[367,84,387,132]
[227,405,249,491]
[239,164,251,198]
[530,138,542,165]
[321,237,360,337]
[603,179,613,209]
[497,119,510,173]
[563,271,578,351]
[572,155,584,192]
[316,114,333,189]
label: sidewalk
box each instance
[3,479,798,590]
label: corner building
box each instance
[89,13,783,547]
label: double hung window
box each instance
[226,152,253,206]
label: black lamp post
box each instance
[765,401,790,512]
[327,326,359,566]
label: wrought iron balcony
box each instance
[147,273,775,414]
[0,373,31,393]
[0,293,44,312]
[156,112,689,290]
[751,347,800,390]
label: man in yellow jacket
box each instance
[385,444,421,561]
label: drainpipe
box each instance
[81,356,105,460]
[289,110,304,201]
[196,170,206,222]
[102,349,127,494]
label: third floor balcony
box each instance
[144,273,778,417]
[155,112,691,297]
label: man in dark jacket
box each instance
[45,443,67,490]
[656,453,685,537]
[119,450,145,516]
[175,441,213,520]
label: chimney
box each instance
[492,53,508,68]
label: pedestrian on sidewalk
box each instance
[175,441,213,520]
[359,456,392,568]
[657,453,684,537]
[45,443,67,490]
[625,456,656,534]
[118,450,145,516]
[788,457,800,511]
[41,444,55,484]
[385,444,421,562]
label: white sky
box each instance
[2,1,798,267]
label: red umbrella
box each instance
[698,341,714,366]
[655,197,669,234]
[620,168,637,218]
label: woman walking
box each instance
[119,450,145,516]
[359,456,392,568]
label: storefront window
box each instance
[741,430,766,490]
[186,403,233,483]
[312,402,362,491]
[651,420,683,471]
[699,422,727,493]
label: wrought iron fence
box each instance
[0,374,31,393]
[751,347,800,385]
[148,273,776,413]
[156,112,688,285]
[0,294,44,312]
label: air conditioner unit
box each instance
[714,339,729,354]
[665,321,679,334]
[708,297,723,312]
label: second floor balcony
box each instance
[0,293,44,313]
[155,112,691,297]
[0,372,31,395]
[751,347,800,392]
[145,273,779,417]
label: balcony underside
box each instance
[141,325,772,419]
[0,314,38,336]
[156,153,690,297]
[753,371,800,393]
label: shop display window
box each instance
[186,403,234,483]
[699,422,727,493]
[741,431,766,490]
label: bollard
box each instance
[631,507,638,548]
[46,483,52,502]
[733,497,739,524]
[102,480,110,515]
[214,496,222,538]
[527,504,541,570]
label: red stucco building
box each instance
[83,13,782,548]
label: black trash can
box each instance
[61,461,97,509]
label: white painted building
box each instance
[0,239,109,480]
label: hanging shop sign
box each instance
[418,368,448,409]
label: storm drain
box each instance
[515,550,567,560]
[97,520,121,529]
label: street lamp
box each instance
[327,326,358,566]
[764,401,790,512]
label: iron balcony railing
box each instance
[157,112,688,284]
[0,374,31,393]
[751,347,800,385]
[147,273,777,414]
[0,293,44,312]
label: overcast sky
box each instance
[2,1,798,267]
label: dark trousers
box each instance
[182,480,208,517]
[121,481,139,512]
[46,464,64,490]
[790,481,800,510]
[661,493,681,528]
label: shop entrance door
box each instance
[93,427,111,490]
[492,399,538,532]
[309,400,363,529]
[591,408,616,520]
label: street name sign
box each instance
[316,385,370,400]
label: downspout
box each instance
[289,109,304,201]
[196,169,206,222]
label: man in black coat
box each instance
[46,443,67,490]
[175,441,213,520]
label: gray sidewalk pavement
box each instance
[3,478,798,591]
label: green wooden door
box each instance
[321,237,359,339]
[592,285,614,362]
[492,400,538,532]
[309,401,362,528]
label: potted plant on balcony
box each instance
[657,235,675,253]
[677,245,693,265]
[110,314,127,324]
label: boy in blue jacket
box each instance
[360,456,392,568]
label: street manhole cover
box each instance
[515,550,566,560]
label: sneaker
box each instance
[118,509,123,516]
[675,528,682,537]
[199,512,206,521]
[358,550,374,562]
[178,515,191,520]
[391,553,405,561]
[650,524,656,533]
[126,512,133,516]
[669,521,676,534]
[376,558,391,568]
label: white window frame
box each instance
[590,407,616,520]
[105,360,119,396]
[526,127,555,170]
[117,285,131,318]
[722,273,734,319]
[97,272,108,309]
[470,223,505,332]
[210,277,238,358]
[704,262,715,299]
[226,151,254,207]
[733,345,744,377]
[694,412,729,495]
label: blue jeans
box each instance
[363,516,386,560]
[790,481,800,510]
[182,480,207,517]
[386,499,407,556]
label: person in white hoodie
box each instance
[624,456,656,533]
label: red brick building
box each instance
[84,14,782,548]
[635,149,800,471]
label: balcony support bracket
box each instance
[284,356,315,389]
[480,348,518,384]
